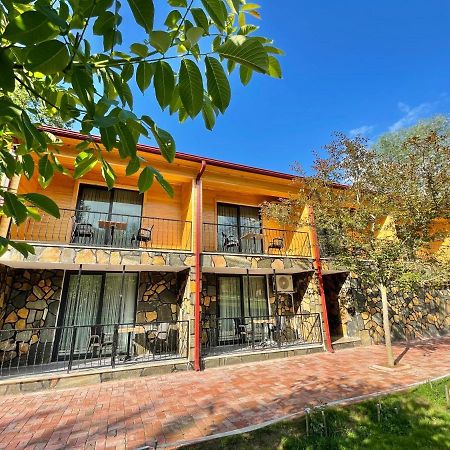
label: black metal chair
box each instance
[221,231,240,250]
[146,322,171,359]
[268,237,284,255]
[86,325,113,360]
[71,222,94,242]
[131,226,154,247]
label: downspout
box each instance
[194,160,206,371]
[308,205,334,352]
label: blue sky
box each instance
[110,1,450,174]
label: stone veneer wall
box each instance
[0,264,11,329]
[0,268,63,363]
[323,273,450,344]
[136,271,188,323]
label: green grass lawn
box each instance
[184,377,450,450]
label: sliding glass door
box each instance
[73,185,143,248]
[58,272,138,355]
[217,203,262,253]
[218,275,268,342]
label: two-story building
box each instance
[0,127,448,385]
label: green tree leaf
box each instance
[22,193,60,218]
[202,98,216,130]
[205,56,230,113]
[154,61,175,109]
[138,166,154,192]
[201,0,227,30]
[191,8,209,32]
[2,192,28,224]
[74,152,98,179]
[126,157,141,176]
[127,0,154,33]
[38,155,54,188]
[267,55,282,78]
[239,65,252,85]
[8,241,35,257]
[136,62,154,93]
[186,27,204,46]
[26,40,70,74]
[218,36,269,73]
[0,51,15,92]
[150,30,172,53]
[4,11,58,45]
[179,59,204,118]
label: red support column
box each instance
[308,205,334,352]
[193,161,206,371]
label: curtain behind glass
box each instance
[111,189,143,248]
[243,276,268,317]
[74,187,110,245]
[218,276,241,340]
[217,204,239,253]
[60,274,103,354]
[240,206,262,253]
[102,273,138,351]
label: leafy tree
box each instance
[0,0,282,256]
[263,130,450,367]
[9,85,69,128]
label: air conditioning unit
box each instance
[275,275,294,293]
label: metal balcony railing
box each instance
[0,320,189,378]
[8,208,192,251]
[201,313,323,356]
[202,223,311,257]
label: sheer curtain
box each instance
[240,206,262,254]
[218,276,241,339]
[217,204,239,253]
[243,276,268,317]
[111,189,142,247]
[60,274,103,353]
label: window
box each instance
[73,185,143,248]
[217,203,262,253]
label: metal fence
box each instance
[202,313,323,356]
[8,208,192,251]
[203,223,311,257]
[0,320,189,378]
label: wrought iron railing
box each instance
[201,313,323,356]
[0,320,189,378]
[8,208,192,251]
[202,223,311,257]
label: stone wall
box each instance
[0,264,11,329]
[323,273,450,344]
[1,246,195,268]
[136,271,188,323]
[202,254,313,271]
[0,268,63,363]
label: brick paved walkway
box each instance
[0,337,449,449]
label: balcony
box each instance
[202,223,311,257]
[8,208,192,252]
[202,313,323,357]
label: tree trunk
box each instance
[379,283,395,367]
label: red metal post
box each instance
[194,160,206,371]
[308,205,334,352]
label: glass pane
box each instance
[217,205,239,253]
[243,276,268,317]
[218,276,241,340]
[240,206,262,254]
[60,274,103,354]
[73,186,110,246]
[111,190,143,248]
[102,273,138,353]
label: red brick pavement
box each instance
[0,337,449,449]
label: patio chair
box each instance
[86,325,113,359]
[146,322,171,358]
[131,226,154,247]
[71,221,94,242]
[221,231,240,250]
[268,237,284,255]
